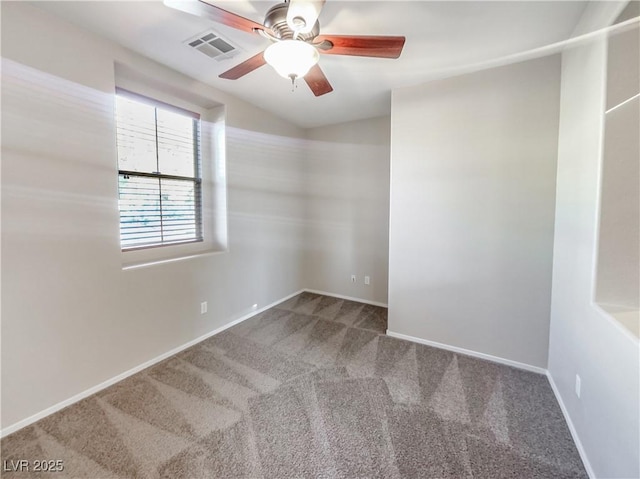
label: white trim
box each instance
[605,92,639,115]
[122,249,226,271]
[386,330,547,375]
[385,331,595,476]
[593,303,640,343]
[0,289,304,438]
[303,289,388,308]
[546,372,596,479]
[1,287,595,479]
[395,16,639,93]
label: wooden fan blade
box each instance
[304,64,333,97]
[219,52,266,80]
[314,35,406,58]
[164,0,270,35]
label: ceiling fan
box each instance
[164,0,406,96]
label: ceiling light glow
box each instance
[264,40,319,81]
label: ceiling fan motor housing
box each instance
[264,2,319,41]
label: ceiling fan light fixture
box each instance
[264,40,319,80]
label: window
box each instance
[115,89,202,250]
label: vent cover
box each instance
[185,30,241,62]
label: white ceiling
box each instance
[34,1,588,128]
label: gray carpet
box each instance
[1,292,587,478]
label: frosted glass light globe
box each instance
[264,40,319,80]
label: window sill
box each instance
[122,248,226,270]
[121,233,227,270]
[595,303,640,341]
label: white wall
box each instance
[1,2,308,430]
[303,117,391,304]
[1,2,395,432]
[5,12,636,479]
[595,5,640,313]
[547,2,640,477]
[388,55,561,369]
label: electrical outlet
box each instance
[575,374,581,398]
[364,275,370,285]
[200,301,208,314]
[351,275,356,283]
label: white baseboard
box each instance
[386,330,547,375]
[546,372,595,479]
[385,330,593,477]
[0,289,304,439]
[303,289,388,308]
[1,288,595,479]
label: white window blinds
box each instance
[115,89,202,250]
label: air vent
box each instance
[185,30,241,62]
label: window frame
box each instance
[115,88,204,252]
